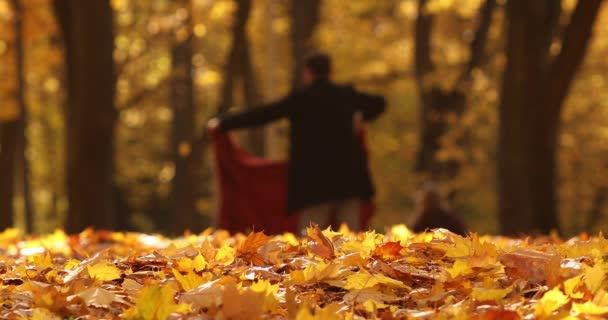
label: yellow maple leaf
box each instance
[172,269,213,291]
[341,231,380,258]
[564,275,585,299]
[572,301,608,315]
[87,262,121,281]
[220,277,266,320]
[584,261,606,294]
[215,245,235,266]
[534,287,569,318]
[31,252,53,270]
[442,235,472,258]
[64,259,81,270]
[249,280,279,312]
[445,259,471,279]
[470,287,511,301]
[290,261,340,285]
[192,253,208,272]
[124,282,191,320]
[344,270,405,290]
[176,257,194,272]
[176,253,208,273]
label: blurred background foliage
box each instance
[0,0,607,236]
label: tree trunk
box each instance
[498,0,602,235]
[55,0,117,233]
[173,0,262,233]
[290,0,322,88]
[414,0,495,180]
[169,1,198,235]
[11,0,34,233]
[0,122,17,229]
[235,0,265,155]
[587,186,608,231]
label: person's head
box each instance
[304,53,332,85]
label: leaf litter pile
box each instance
[1,226,608,319]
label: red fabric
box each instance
[211,130,374,234]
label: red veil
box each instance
[211,130,374,234]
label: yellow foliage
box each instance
[343,269,406,290]
[215,244,235,266]
[295,303,344,320]
[172,269,212,291]
[534,287,570,318]
[30,252,53,270]
[87,262,122,281]
[470,287,511,301]
[124,283,191,320]
[572,301,608,315]
[584,261,606,294]
[28,308,61,320]
[290,261,341,285]
[446,259,471,278]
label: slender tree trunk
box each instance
[587,186,608,231]
[174,0,261,233]
[11,0,33,233]
[414,0,495,180]
[169,1,198,235]
[0,122,17,229]
[264,0,281,159]
[55,0,117,233]
[498,0,602,235]
[236,0,265,155]
[290,0,321,88]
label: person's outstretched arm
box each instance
[352,87,387,121]
[215,95,292,131]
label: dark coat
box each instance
[219,80,386,212]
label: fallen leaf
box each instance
[306,224,335,259]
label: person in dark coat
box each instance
[412,185,468,236]
[208,53,386,232]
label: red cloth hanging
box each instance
[211,130,374,234]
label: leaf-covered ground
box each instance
[0,226,607,319]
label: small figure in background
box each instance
[412,185,467,236]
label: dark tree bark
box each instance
[11,0,33,233]
[498,0,602,235]
[239,0,265,156]
[0,0,32,231]
[53,0,118,233]
[290,0,322,88]
[414,0,495,180]
[170,0,264,234]
[587,186,608,231]
[169,1,198,235]
[0,122,17,230]
[217,0,265,155]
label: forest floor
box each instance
[0,226,606,319]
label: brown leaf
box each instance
[306,224,335,259]
[238,231,272,266]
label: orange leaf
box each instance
[306,224,335,259]
[372,241,404,261]
[238,231,271,266]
